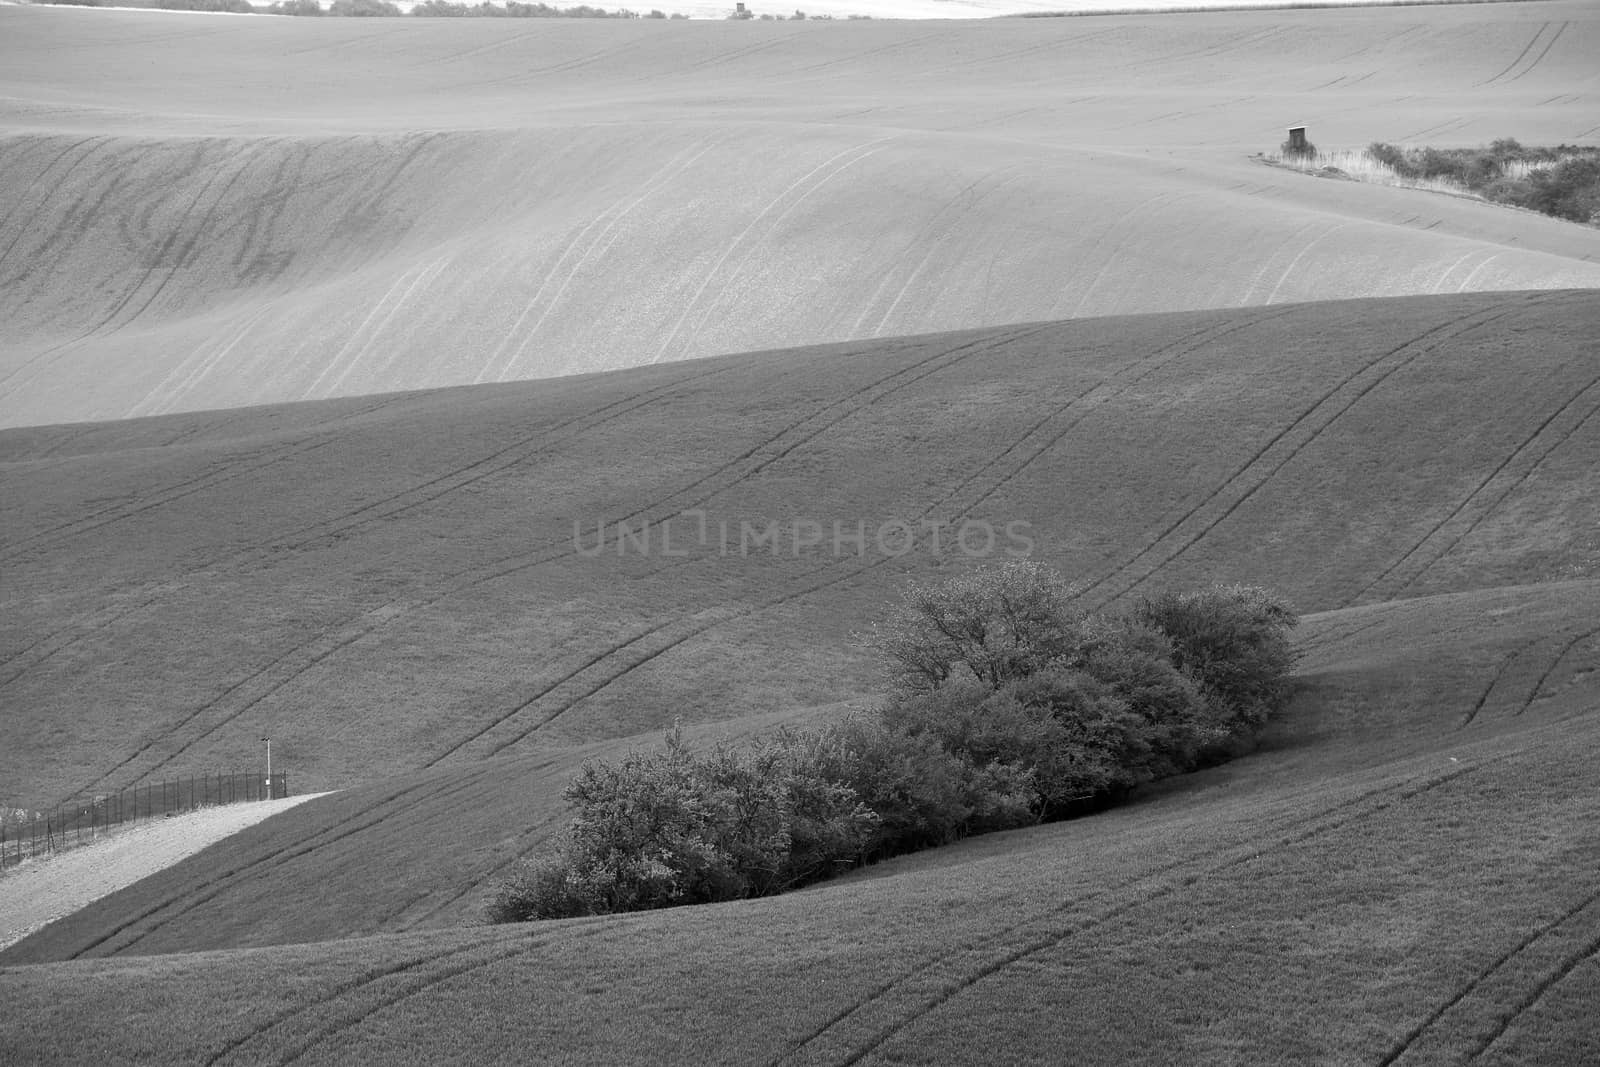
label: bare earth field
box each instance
[0,2,1597,1064]
[1,2,1597,426]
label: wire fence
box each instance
[0,771,289,871]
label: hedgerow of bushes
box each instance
[1367,139,1600,225]
[487,562,1299,923]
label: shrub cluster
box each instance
[1367,139,1600,225]
[488,563,1299,923]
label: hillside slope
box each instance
[5,290,1597,807]
[2,2,1598,425]
[1,578,1595,1064]
[1,289,1596,964]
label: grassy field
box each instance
[0,1,1597,1063]
[0,582,1595,1061]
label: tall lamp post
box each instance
[261,737,272,799]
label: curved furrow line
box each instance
[0,135,105,270]
[1513,624,1600,717]
[952,306,1303,521]
[1061,190,1189,319]
[64,762,512,961]
[1379,890,1600,1065]
[3,372,714,699]
[849,169,1009,338]
[1468,931,1600,1061]
[423,612,712,766]
[777,760,1491,1067]
[269,388,709,554]
[1302,612,1391,658]
[418,327,1055,761]
[653,137,893,365]
[301,256,442,401]
[217,919,621,1067]
[82,330,1021,783]
[481,134,726,384]
[1353,365,1600,606]
[410,25,547,69]
[1477,21,1551,86]
[126,303,276,421]
[1,392,416,681]
[0,141,251,400]
[657,28,809,79]
[1392,399,1600,601]
[1075,294,1553,611]
[1505,20,1569,84]
[462,35,652,90]
[0,432,345,567]
[1457,638,1539,730]
[201,936,516,1066]
[464,313,1338,759]
[791,27,951,76]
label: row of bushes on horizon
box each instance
[487,563,1300,923]
[33,0,845,15]
[37,0,675,15]
[1364,140,1600,225]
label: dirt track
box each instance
[0,793,329,952]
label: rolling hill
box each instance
[2,1,1598,426]
[1,2,1598,1063]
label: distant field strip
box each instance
[1075,291,1562,610]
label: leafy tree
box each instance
[1136,584,1299,734]
[870,560,1081,693]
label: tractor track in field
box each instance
[419,322,1060,764]
[61,326,1019,791]
[1513,624,1600,717]
[211,754,1499,1062]
[1461,620,1600,729]
[0,135,110,272]
[1351,356,1600,606]
[400,307,1418,904]
[0,140,261,400]
[424,308,1298,764]
[1378,887,1600,1065]
[205,915,625,1067]
[57,368,734,797]
[946,305,1303,521]
[774,758,1500,1067]
[1,363,723,691]
[1075,291,1559,611]
[1299,610,1392,659]
[1468,931,1600,1061]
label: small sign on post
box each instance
[1287,126,1308,153]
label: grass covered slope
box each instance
[1,289,1597,961]
[0,581,1595,1063]
[5,291,1598,805]
[2,1,1598,425]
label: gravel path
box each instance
[0,793,329,952]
